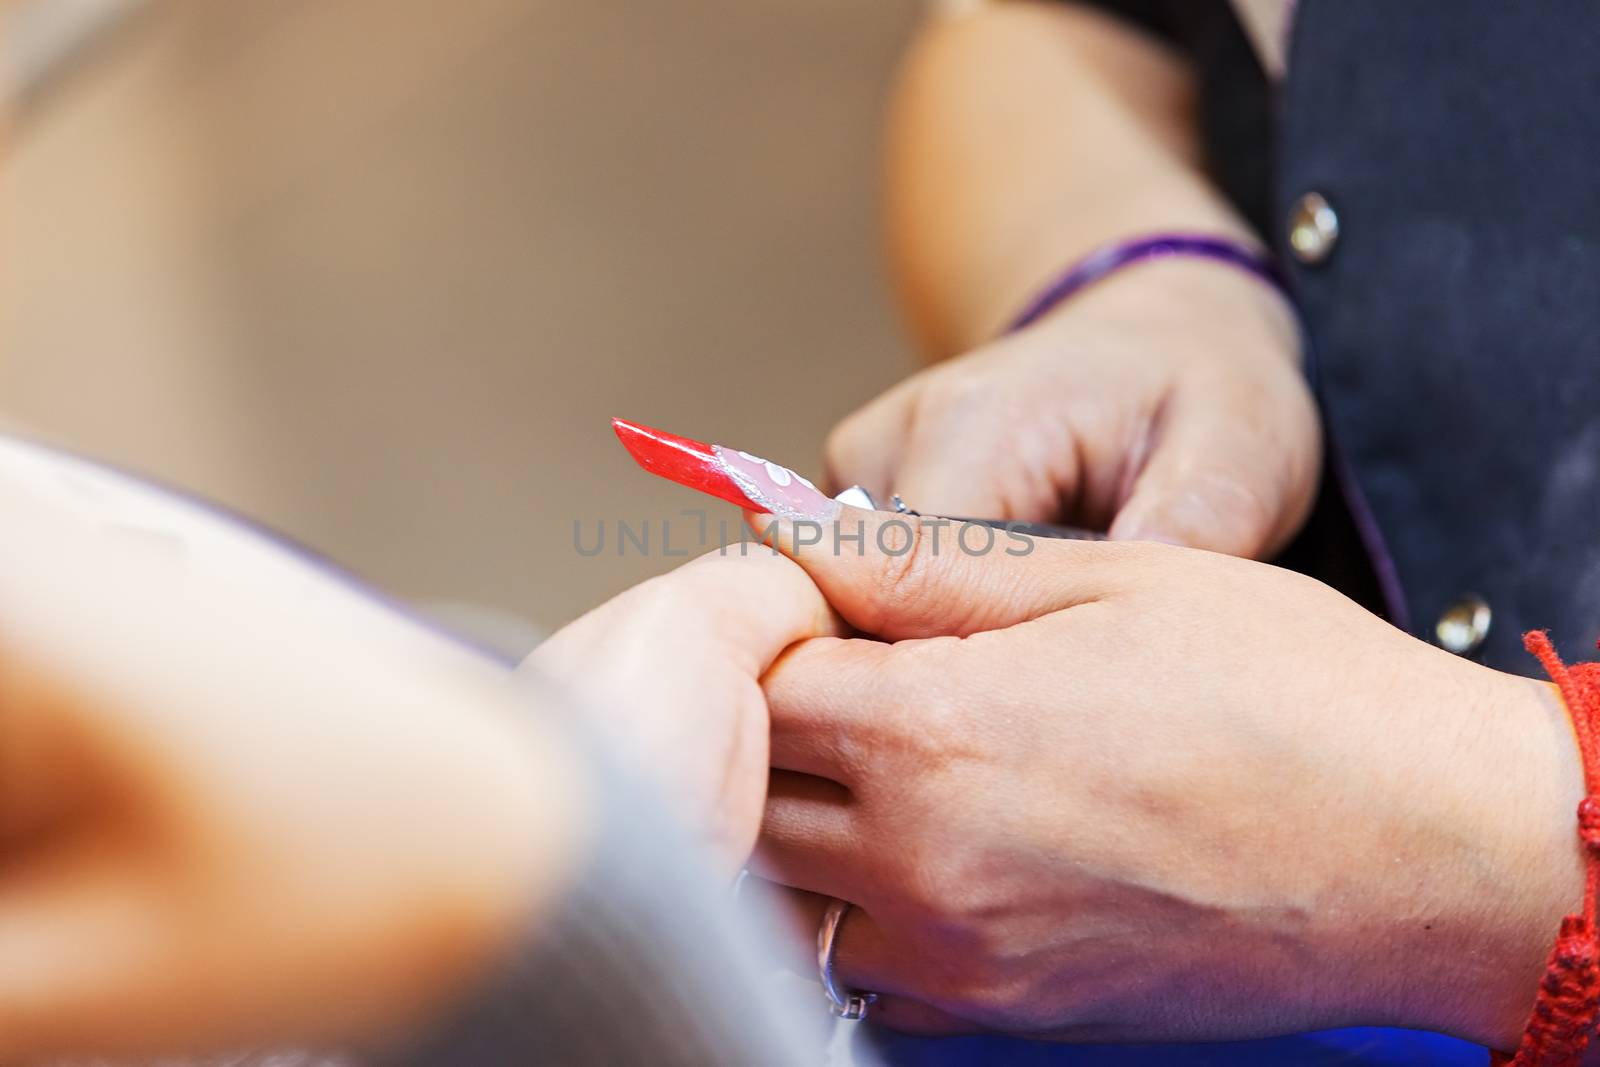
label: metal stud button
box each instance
[1435,594,1491,656]
[1287,191,1340,265]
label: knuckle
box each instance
[824,411,874,468]
[887,836,970,921]
[867,517,944,620]
[879,639,969,734]
[1201,471,1280,556]
[955,976,1051,1030]
[911,371,986,424]
[845,642,978,795]
[618,571,691,621]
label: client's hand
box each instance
[0,448,579,1061]
[752,506,1583,1049]
[0,442,833,1063]
[526,547,838,874]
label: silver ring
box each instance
[817,898,879,1020]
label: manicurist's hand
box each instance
[525,547,839,874]
[827,259,1320,557]
[860,1,1324,558]
[751,506,1584,1049]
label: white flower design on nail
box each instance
[712,445,836,520]
[735,450,811,490]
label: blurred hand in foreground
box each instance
[0,445,580,1061]
[0,440,841,1061]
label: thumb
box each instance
[1109,386,1318,558]
[746,505,1113,641]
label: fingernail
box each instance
[1111,487,1231,549]
[612,418,839,520]
[1114,529,1184,547]
[1108,510,1186,546]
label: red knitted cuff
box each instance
[1492,632,1600,1067]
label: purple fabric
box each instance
[1004,234,1288,334]
[1325,419,1413,633]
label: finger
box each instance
[530,545,843,684]
[749,506,1135,640]
[752,770,859,896]
[0,660,173,1061]
[766,637,895,781]
[822,379,920,499]
[0,848,179,1061]
[736,883,978,1036]
[863,997,981,1037]
[756,886,920,1002]
[669,549,849,673]
[889,420,1019,521]
[1108,379,1318,558]
[889,383,1080,524]
[0,659,99,852]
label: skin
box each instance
[2,459,1584,1056]
[0,25,824,1063]
[0,451,830,1061]
[749,506,1588,1052]
[0,463,582,1061]
[831,258,1317,556]
[831,1,1321,557]
[0,4,1579,1058]
[522,546,840,875]
[806,0,1599,1054]
[814,5,1594,1046]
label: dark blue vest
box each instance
[1279,1,1600,673]
[1097,0,1600,673]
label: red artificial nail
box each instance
[611,418,837,520]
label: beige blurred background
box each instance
[0,0,921,647]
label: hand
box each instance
[751,506,1583,1048]
[524,547,837,874]
[826,260,1320,557]
[0,453,580,1061]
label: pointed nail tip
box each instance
[610,419,648,464]
[608,416,699,446]
[610,417,678,464]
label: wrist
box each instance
[1023,253,1306,377]
[1386,665,1585,1049]
[1005,234,1292,337]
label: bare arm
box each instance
[885,1,1262,357]
[828,0,1316,555]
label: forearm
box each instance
[885,1,1261,357]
